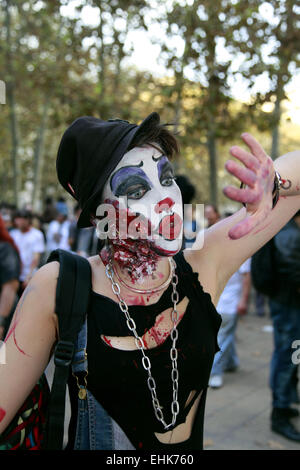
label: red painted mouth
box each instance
[158,213,182,240]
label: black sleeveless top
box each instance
[68,251,221,450]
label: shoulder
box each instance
[29,261,59,303]
[18,261,60,331]
[47,220,58,230]
[88,254,104,279]
[30,227,44,238]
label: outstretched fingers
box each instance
[229,146,261,172]
[223,184,263,205]
[240,133,268,163]
[225,160,257,187]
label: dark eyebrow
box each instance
[152,154,165,162]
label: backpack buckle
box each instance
[54,340,74,367]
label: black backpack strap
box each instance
[44,249,91,450]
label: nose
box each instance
[154,197,175,214]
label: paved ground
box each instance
[46,297,300,451]
[203,308,300,450]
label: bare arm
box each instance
[187,136,300,305]
[0,262,59,433]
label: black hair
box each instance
[128,122,180,159]
[13,209,33,222]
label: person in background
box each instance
[68,204,82,252]
[175,175,197,249]
[204,204,220,228]
[268,210,300,442]
[46,200,71,253]
[255,290,266,317]
[10,209,45,296]
[206,209,251,388]
[209,257,251,388]
[0,204,15,232]
[69,204,99,258]
[41,197,57,226]
[0,215,21,341]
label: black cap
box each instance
[56,112,160,228]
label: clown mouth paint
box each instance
[96,199,206,251]
[157,213,182,241]
[97,198,183,242]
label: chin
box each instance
[151,237,183,257]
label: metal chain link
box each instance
[105,259,180,430]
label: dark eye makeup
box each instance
[159,161,175,187]
[115,175,151,199]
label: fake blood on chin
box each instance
[99,199,179,282]
[101,237,160,283]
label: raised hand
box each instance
[223,133,275,240]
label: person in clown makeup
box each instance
[1,113,300,449]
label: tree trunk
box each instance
[270,66,285,161]
[5,0,20,207]
[270,94,281,160]
[96,2,106,118]
[32,97,51,211]
[207,130,218,206]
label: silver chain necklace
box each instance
[105,258,180,430]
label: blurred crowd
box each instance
[1,197,99,273]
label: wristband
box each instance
[272,171,282,208]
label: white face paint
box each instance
[99,145,183,255]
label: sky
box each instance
[60,1,300,125]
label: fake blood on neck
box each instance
[100,199,161,283]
